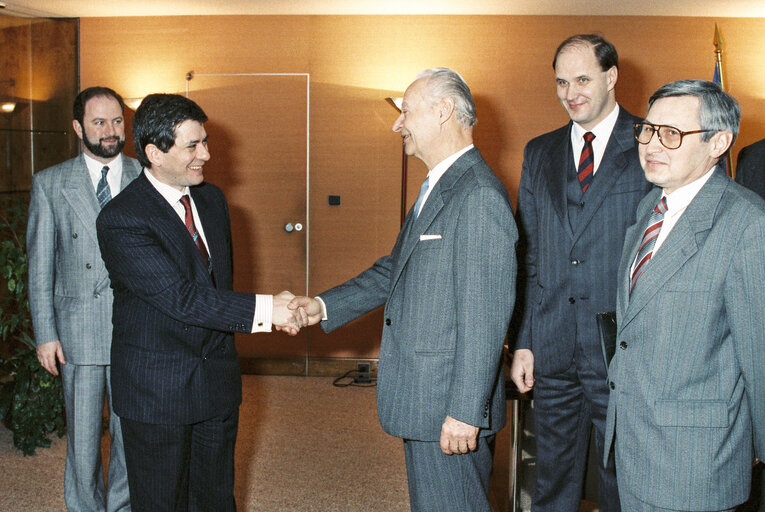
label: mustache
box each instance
[100,136,121,143]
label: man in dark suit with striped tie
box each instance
[96,94,304,511]
[510,34,651,510]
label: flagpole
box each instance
[714,23,733,176]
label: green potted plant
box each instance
[0,195,65,455]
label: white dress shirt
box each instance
[571,103,620,176]
[144,169,272,332]
[84,153,123,198]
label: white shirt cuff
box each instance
[252,294,273,333]
[315,296,329,321]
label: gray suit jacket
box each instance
[27,154,141,365]
[319,148,517,441]
[605,169,765,509]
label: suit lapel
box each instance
[621,171,726,328]
[572,108,635,242]
[61,155,101,243]
[542,126,573,237]
[387,148,476,296]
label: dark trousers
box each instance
[403,435,495,512]
[120,408,239,512]
[532,340,619,512]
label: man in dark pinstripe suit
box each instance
[97,94,303,512]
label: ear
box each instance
[438,97,455,126]
[145,143,164,168]
[72,120,83,140]
[709,130,733,159]
[606,66,618,92]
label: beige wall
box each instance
[80,15,765,359]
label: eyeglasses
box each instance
[633,122,714,150]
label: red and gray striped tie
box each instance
[577,132,595,192]
[179,194,215,284]
[630,196,669,294]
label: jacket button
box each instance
[385,318,391,326]
[72,233,78,239]
[86,263,92,269]
[93,293,100,299]
[568,297,575,304]
[483,412,488,418]
[570,259,580,265]
[620,341,627,349]
[609,381,616,390]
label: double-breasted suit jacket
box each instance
[605,169,765,510]
[96,172,256,425]
[28,154,141,363]
[319,148,517,441]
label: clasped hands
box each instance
[272,292,324,335]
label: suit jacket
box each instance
[27,154,141,365]
[736,137,765,200]
[96,173,256,425]
[319,148,517,441]
[605,169,765,510]
[515,106,652,375]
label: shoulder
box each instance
[32,155,80,185]
[123,155,142,173]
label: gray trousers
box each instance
[61,364,130,512]
[403,435,495,512]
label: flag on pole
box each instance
[713,23,731,175]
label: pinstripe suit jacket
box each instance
[27,154,141,364]
[319,148,517,441]
[515,106,652,375]
[96,173,256,425]
[605,169,765,509]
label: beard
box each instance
[83,134,125,159]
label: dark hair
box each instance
[648,79,740,146]
[73,86,125,127]
[553,34,619,72]
[132,94,208,169]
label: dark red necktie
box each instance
[179,195,214,280]
[577,132,595,192]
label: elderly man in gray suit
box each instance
[605,79,765,511]
[290,68,517,511]
[28,86,140,511]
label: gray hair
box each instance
[648,79,740,146]
[415,68,477,129]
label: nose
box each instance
[645,129,663,152]
[392,113,404,133]
[103,122,115,136]
[197,143,210,161]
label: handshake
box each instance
[271,291,324,335]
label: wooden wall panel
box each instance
[80,15,765,360]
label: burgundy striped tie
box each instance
[179,195,214,282]
[577,132,595,192]
[630,196,669,294]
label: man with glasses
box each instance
[511,34,650,510]
[605,79,765,511]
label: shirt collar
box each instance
[144,168,190,206]
[83,152,122,176]
[662,165,716,216]
[427,144,474,185]
[571,103,620,142]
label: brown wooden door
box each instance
[187,74,309,368]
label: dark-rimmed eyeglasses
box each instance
[634,122,714,150]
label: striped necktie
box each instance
[179,194,214,282]
[577,132,595,192]
[630,196,669,294]
[96,165,112,209]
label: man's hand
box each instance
[273,291,307,335]
[440,415,479,455]
[287,296,324,327]
[510,348,535,393]
[36,340,66,376]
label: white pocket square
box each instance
[419,234,442,241]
